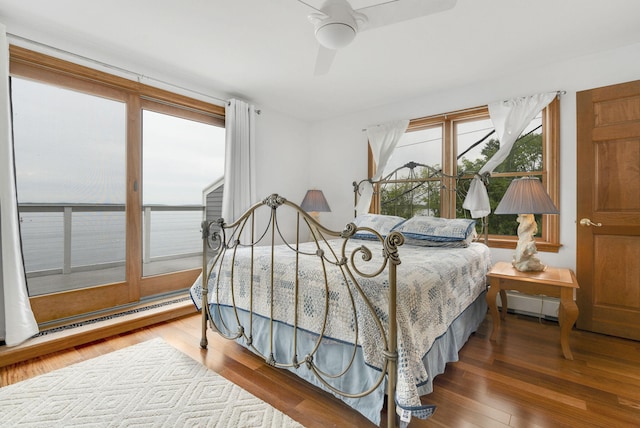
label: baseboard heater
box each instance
[498,291,559,321]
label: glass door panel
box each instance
[12,77,126,296]
[141,109,224,277]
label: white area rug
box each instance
[0,338,304,427]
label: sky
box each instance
[142,110,225,205]
[12,77,225,206]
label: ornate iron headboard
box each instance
[353,161,490,243]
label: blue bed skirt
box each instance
[204,291,487,425]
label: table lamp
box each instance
[300,189,331,223]
[494,177,559,272]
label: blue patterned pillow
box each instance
[352,214,405,240]
[391,216,476,242]
[403,230,477,248]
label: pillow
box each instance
[352,214,405,240]
[403,228,477,248]
[391,216,476,242]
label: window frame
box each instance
[10,45,225,323]
[369,98,561,252]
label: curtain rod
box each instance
[362,105,486,132]
[496,90,566,103]
[361,90,565,132]
[7,32,229,106]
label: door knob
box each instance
[579,218,602,227]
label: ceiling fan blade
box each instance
[314,46,337,75]
[357,0,457,31]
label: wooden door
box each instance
[576,80,640,340]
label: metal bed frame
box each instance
[199,194,403,428]
[354,161,490,243]
[198,164,489,426]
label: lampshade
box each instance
[300,189,331,213]
[495,177,558,215]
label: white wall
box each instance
[254,108,311,206]
[301,41,640,272]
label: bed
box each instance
[191,167,491,427]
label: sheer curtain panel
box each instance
[463,92,557,218]
[355,119,409,215]
[221,99,257,223]
[0,25,38,346]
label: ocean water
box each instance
[19,210,203,273]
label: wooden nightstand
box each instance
[486,261,580,360]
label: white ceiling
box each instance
[1,0,640,121]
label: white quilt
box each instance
[190,238,491,411]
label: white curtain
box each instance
[1,24,38,346]
[221,99,257,224]
[355,119,410,215]
[462,92,557,218]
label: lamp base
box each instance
[512,214,546,272]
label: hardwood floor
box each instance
[2,312,640,427]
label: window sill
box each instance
[486,236,562,253]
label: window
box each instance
[373,99,560,251]
[10,45,226,323]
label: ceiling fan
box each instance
[298,0,458,75]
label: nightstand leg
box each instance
[487,278,501,341]
[499,290,508,320]
[559,289,579,360]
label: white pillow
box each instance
[352,214,405,240]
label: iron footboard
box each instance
[198,193,402,428]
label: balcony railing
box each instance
[18,203,204,277]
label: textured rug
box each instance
[0,338,304,427]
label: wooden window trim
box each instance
[10,45,225,120]
[368,99,561,252]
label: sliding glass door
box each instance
[9,46,225,324]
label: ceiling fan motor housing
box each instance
[310,0,367,50]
